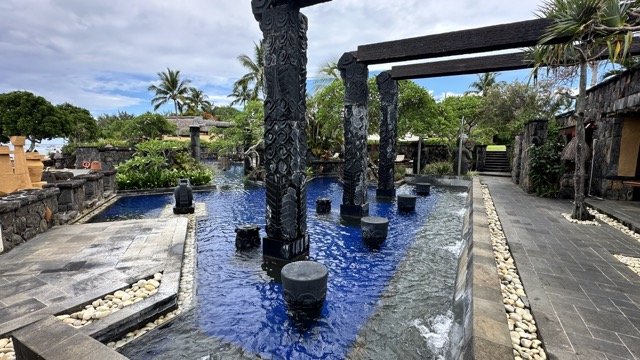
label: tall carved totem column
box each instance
[376,71,398,199]
[252,1,309,262]
[338,52,369,218]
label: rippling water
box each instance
[118,175,466,360]
[88,194,172,222]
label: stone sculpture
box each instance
[338,52,369,218]
[252,0,311,262]
[376,71,398,198]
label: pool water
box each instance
[89,194,173,222]
[117,177,467,359]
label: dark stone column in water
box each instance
[252,1,309,262]
[338,52,369,219]
[189,125,201,161]
[375,71,398,199]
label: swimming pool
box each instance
[114,177,466,359]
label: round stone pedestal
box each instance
[235,224,261,250]
[316,198,331,214]
[415,183,431,196]
[397,195,417,212]
[281,261,328,312]
[361,216,389,246]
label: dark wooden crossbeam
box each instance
[390,42,640,80]
[391,53,531,79]
[357,18,566,65]
[296,0,331,7]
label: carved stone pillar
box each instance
[252,1,309,262]
[338,52,369,218]
[189,125,201,161]
[376,71,398,199]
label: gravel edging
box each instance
[481,184,548,360]
[106,203,201,349]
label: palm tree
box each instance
[314,58,340,91]
[148,68,191,115]
[231,41,264,103]
[229,81,253,107]
[466,72,499,95]
[530,0,639,220]
[185,88,213,114]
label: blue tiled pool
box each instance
[116,176,466,359]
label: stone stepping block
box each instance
[415,182,431,196]
[235,224,261,250]
[281,261,328,312]
[12,315,127,360]
[315,198,331,214]
[397,195,417,212]
[361,216,389,246]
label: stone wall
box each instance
[75,147,134,171]
[1,170,118,253]
[512,135,523,184]
[518,120,548,193]
[564,69,640,200]
[0,188,59,253]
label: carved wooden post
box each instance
[376,71,398,199]
[252,1,310,262]
[338,52,369,218]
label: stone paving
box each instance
[483,176,640,360]
[0,217,187,338]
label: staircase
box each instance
[483,151,510,173]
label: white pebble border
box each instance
[106,203,200,349]
[481,184,547,360]
[561,212,600,226]
[0,338,13,360]
[587,208,640,243]
[614,255,640,277]
[57,273,164,329]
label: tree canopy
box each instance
[56,103,99,144]
[0,91,71,150]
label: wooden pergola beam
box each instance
[390,42,640,79]
[390,53,531,79]
[356,18,565,65]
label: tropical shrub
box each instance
[529,138,564,197]
[421,161,454,176]
[116,140,212,189]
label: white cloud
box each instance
[0,0,542,114]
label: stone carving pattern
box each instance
[376,71,398,193]
[255,3,308,243]
[339,53,369,209]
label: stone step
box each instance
[12,315,128,360]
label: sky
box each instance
[0,0,548,116]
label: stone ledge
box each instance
[449,178,512,360]
[11,315,127,360]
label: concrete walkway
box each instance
[483,176,640,360]
[0,217,187,340]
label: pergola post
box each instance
[338,52,369,218]
[252,1,310,263]
[376,71,398,199]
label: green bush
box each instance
[529,139,563,197]
[116,139,212,190]
[421,161,454,176]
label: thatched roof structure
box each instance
[561,137,591,161]
[166,116,233,135]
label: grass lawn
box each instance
[486,145,507,152]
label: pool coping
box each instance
[449,178,513,359]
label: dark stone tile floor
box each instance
[483,176,640,360]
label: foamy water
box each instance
[412,312,454,360]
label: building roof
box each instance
[166,116,233,134]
